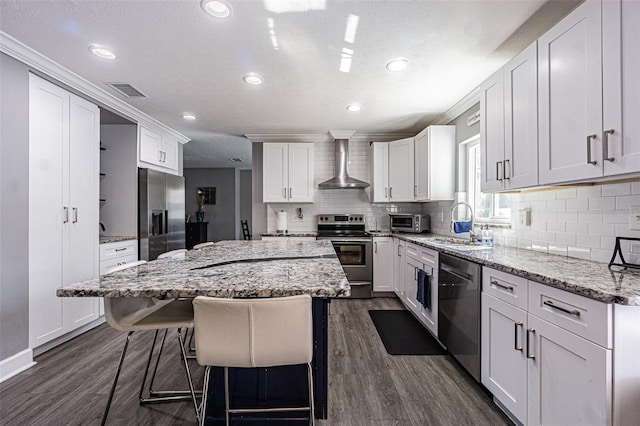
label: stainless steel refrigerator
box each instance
[138,168,185,260]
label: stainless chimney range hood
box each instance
[318,130,369,189]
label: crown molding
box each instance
[245,132,414,144]
[0,31,189,144]
[430,85,481,125]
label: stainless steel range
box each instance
[317,214,372,298]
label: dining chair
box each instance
[192,294,314,426]
[157,248,188,259]
[101,261,199,425]
[193,242,215,250]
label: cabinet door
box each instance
[288,143,314,203]
[481,293,528,424]
[414,130,429,200]
[538,0,603,184]
[603,0,640,176]
[139,126,162,166]
[393,238,405,297]
[28,74,68,347]
[480,69,505,192]
[527,314,611,426]
[404,257,422,315]
[504,42,538,190]
[417,126,455,201]
[417,265,437,336]
[388,137,414,202]
[162,137,179,171]
[373,237,394,292]
[263,143,289,202]
[65,95,100,328]
[370,142,389,202]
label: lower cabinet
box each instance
[372,237,394,292]
[401,242,438,337]
[99,240,138,275]
[481,267,617,425]
[392,238,405,298]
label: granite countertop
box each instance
[99,236,137,244]
[261,232,318,237]
[58,240,350,299]
[393,233,640,306]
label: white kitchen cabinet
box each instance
[263,143,314,203]
[481,42,538,192]
[482,292,528,424]
[138,125,179,173]
[392,238,405,298]
[602,0,640,176]
[404,256,422,316]
[388,137,414,202]
[373,237,393,292]
[404,243,438,336]
[414,125,455,201]
[369,142,390,202]
[29,74,100,348]
[99,240,138,275]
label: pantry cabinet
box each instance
[373,237,394,292]
[481,42,538,192]
[29,74,100,348]
[414,125,455,200]
[139,125,179,173]
[263,143,314,203]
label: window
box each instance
[465,138,510,222]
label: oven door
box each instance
[319,237,373,282]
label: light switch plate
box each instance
[630,205,640,230]
[519,208,531,226]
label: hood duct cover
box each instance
[318,139,369,189]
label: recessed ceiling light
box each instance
[89,44,116,60]
[201,0,232,19]
[386,58,409,72]
[243,73,263,85]
[182,114,197,120]
[346,103,361,112]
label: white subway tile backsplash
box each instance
[566,197,589,210]
[590,248,612,263]
[577,186,602,198]
[568,246,591,260]
[547,199,566,210]
[588,223,615,236]
[554,188,577,199]
[615,195,640,210]
[603,210,629,224]
[546,221,565,232]
[632,181,640,195]
[589,196,616,211]
[601,182,631,197]
[600,236,616,250]
[548,243,568,256]
[557,211,579,222]
[578,211,603,223]
[577,233,601,249]
[565,222,588,234]
[556,232,577,245]
[531,242,549,253]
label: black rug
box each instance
[369,310,447,356]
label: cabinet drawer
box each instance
[100,254,138,276]
[528,281,612,348]
[418,246,438,268]
[482,267,528,310]
[405,242,420,261]
[100,240,138,261]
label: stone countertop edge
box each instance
[393,233,640,306]
[99,236,137,244]
[261,233,318,237]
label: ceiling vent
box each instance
[106,83,146,98]
[229,158,243,163]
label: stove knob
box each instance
[349,217,353,221]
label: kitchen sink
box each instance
[429,237,493,251]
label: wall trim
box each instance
[430,85,481,125]
[0,349,35,383]
[245,132,414,144]
[0,31,189,144]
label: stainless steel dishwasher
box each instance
[438,253,482,381]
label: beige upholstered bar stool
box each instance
[193,242,215,250]
[102,261,199,425]
[193,295,314,426]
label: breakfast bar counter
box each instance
[57,239,350,424]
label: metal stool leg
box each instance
[177,327,200,422]
[200,366,211,426]
[102,331,135,426]
[307,363,315,426]
[224,366,230,426]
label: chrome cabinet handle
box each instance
[374,242,377,253]
[543,300,580,316]
[414,266,418,280]
[72,207,78,223]
[504,159,510,180]
[289,187,292,198]
[384,187,388,198]
[283,188,287,198]
[63,207,69,223]
[496,161,503,181]
[603,129,614,162]
[115,247,127,252]
[526,328,535,359]
[490,279,514,292]
[414,185,417,196]
[162,151,166,162]
[397,244,401,256]
[514,322,523,351]
[587,134,597,165]
[158,150,162,162]
[389,187,393,198]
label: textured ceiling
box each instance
[0,0,580,168]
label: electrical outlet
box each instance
[519,208,531,226]
[630,205,640,230]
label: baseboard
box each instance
[33,316,105,357]
[0,348,36,383]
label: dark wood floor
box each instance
[0,298,511,425]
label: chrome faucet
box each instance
[450,201,476,242]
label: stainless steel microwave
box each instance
[389,214,430,233]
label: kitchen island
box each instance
[57,239,350,424]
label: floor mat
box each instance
[369,310,447,356]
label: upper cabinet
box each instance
[602,0,640,176]
[481,42,538,192]
[539,0,639,184]
[263,143,314,203]
[370,142,390,202]
[414,125,455,201]
[388,137,415,202]
[138,125,179,173]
